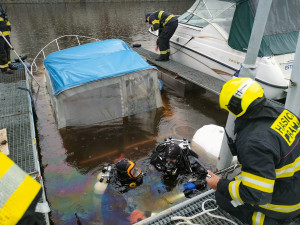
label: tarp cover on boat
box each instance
[179,0,300,57]
[44,39,156,95]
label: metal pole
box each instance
[217,0,273,170]
[239,0,273,79]
[285,33,300,117]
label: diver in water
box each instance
[150,137,207,197]
[95,158,146,225]
[95,158,143,194]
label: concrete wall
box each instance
[2,0,173,3]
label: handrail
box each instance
[30,35,100,74]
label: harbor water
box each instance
[6,2,228,224]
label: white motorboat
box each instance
[150,0,299,100]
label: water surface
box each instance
[6,2,228,224]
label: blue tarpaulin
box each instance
[44,39,156,96]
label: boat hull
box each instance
[164,23,292,100]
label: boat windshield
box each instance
[178,0,236,33]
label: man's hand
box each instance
[206,170,220,190]
[155,45,159,52]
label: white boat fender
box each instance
[192,124,237,164]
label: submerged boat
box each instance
[43,39,163,128]
[150,0,299,100]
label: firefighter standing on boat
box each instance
[206,78,300,225]
[145,11,178,61]
[0,4,12,74]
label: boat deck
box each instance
[133,47,225,95]
[0,69,50,224]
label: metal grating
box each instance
[0,81,31,116]
[0,113,36,173]
[0,69,26,83]
[135,190,244,225]
[134,47,225,95]
[0,69,49,224]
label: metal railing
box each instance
[30,35,100,74]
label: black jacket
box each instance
[148,11,177,32]
[218,99,300,220]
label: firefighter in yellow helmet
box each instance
[206,77,300,225]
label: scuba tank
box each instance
[94,166,112,195]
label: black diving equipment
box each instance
[150,137,207,177]
[95,159,144,195]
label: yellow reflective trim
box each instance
[158,11,164,20]
[241,172,274,185]
[6,21,11,26]
[241,171,274,192]
[152,20,159,25]
[276,155,300,178]
[252,212,265,225]
[259,202,300,213]
[0,63,9,68]
[2,31,10,36]
[229,180,243,203]
[0,175,41,224]
[235,180,243,202]
[271,110,300,146]
[160,50,168,55]
[163,15,174,27]
[0,18,3,21]
[242,180,273,193]
[127,160,135,178]
[0,153,14,179]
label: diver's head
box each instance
[219,77,265,117]
[115,158,143,187]
[163,143,182,176]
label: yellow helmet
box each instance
[219,77,264,117]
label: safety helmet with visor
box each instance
[116,158,142,180]
[219,77,264,117]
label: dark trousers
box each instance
[215,191,292,225]
[0,36,11,71]
[157,20,178,58]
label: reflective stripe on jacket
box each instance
[218,99,300,221]
[0,152,41,224]
[0,16,11,36]
[148,11,177,31]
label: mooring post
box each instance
[285,34,300,117]
[217,0,273,170]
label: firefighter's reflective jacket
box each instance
[148,11,176,32]
[0,152,42,224]
[218,99,300,222]
[0,15,11,36]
